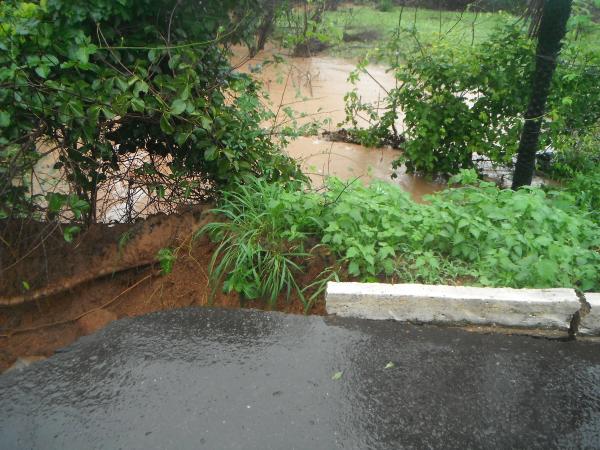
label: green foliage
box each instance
[345,24,534,174]
[322,4,514,59]
[344,23,600,177]
[197,179,336,311]
[62,225,81,243]
[45,193,90,221]
[543,125,600,178]
[204,177,600,297]
[546,47,600,152]
[448,168,480,185]
[561,170,600,225]
[277,0,342,56]
[376,0,394,12]
[327,177,600,290]
[156,247,176,275]
[570,0,600,37]
[1,0,301,223]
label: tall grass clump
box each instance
[196,179,336,311]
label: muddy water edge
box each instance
[232,46,446,200]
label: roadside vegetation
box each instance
[1,0,599,317]
[342,7,600,177]
[199,173,600,308]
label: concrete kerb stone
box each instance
[580,293,600,336]
[326,282,582,332]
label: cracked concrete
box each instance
[580,293,600,336]
[327,282,600,337]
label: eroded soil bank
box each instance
[1,51,447,371]
[0,208,330,372]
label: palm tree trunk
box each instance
[511,0,572,189]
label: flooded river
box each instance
[34,47,544,222]
[233,47,445,200]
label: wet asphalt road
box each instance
[1,308,600,449]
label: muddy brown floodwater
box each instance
[233,46,446,200]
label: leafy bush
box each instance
[345,24,534,174]
[0,0,301,223]
[377,0,394,12]
[561,170,600,225]
[277,0,342,56]
[203,176,600,304]
[344,23,600,177]
[543,125,600,178]
[323,176,600,290]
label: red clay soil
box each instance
[0,208,327,373]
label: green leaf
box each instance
[42,54,59,66]
[384,361,395,369]
[561,97,573,106]
[156,247,176,275]
[175,131,191,145]
[201,116,212,129]
[133,80,149,97]
[35,65,50,79]
[148,48,159,63]
[168,54,181,70]
[331,371,343,380]
[130,97,145,113]
[348,261,360,276]
[346,247,359,258]
[171,99,186,115]
[63,226,80,243]
[160,115,174,134]
[67,100,85,118]
[204,146,218,161]
[47,193,66,213]
[101,107,116,120]
[0,111,10,127]
[537,259,558,280]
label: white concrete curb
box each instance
[580,293,600,336]
[326,282,582,331]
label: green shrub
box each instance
[345,24,534,175]
[344,24,600,177]
[323,176,600,290]
[561,170,600,225]
[543,124,600,179]
[0,0,301,223]
[277,0,343,56]
[203,176,600,304]
[377,0,394,12]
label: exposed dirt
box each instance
[0,208,328,373]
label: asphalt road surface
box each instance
[1,308,599,449]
